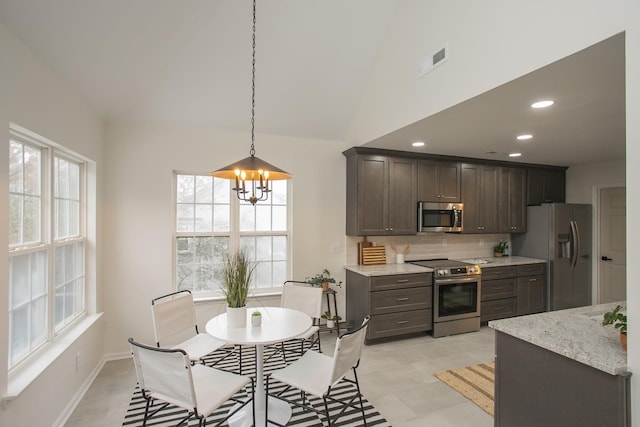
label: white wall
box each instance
[566,160,626,204]
[103,123,349,353]
[349,1,639,424]
[0,23,104,427]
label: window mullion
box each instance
[45,148,55,342]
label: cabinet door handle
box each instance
[396,279,409,283]
[396,320,409,325]
[396,297,409,301]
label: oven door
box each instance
[433,276,481,322]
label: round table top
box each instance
[205,306,312,346]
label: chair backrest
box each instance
[329,316,370,385]
[151,290,198,347]
[129,337,197,410]
[281,281,323,319]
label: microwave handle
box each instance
[453,208,460,227]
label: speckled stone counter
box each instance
[490,302,627,375]
[344,263,432,276]
[459,255,547,267]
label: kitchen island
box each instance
[489,302,630,427]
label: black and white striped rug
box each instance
[122,341,390,426]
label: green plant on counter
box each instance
[602,305,627,335]
[252,311,261,317]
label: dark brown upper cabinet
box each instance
[527,167,566,205]
[417,160,461,202]
[345,152,417,236]
[461,163,499,233]
[499,167,527,233]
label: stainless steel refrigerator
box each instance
[512,203,592,311]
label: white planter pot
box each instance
[251,314,262,327]
[227,306,247,328]
[326,319,335,329]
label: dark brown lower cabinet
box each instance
[495,331,631,427]
[481,263,546,322]
[345,270,432,343]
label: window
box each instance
[174,173,289,295]
[8,130,86,369]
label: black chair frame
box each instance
[130,338,255,427]
[151,290,242,372]
[264,319,370,427]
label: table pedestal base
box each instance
[228,398,292,427]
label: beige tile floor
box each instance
[65,326,495,427]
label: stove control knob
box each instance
[469,266,478,273]
[437,269,448,276]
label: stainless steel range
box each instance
[410,259,482,338]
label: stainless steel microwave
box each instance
[418,202,463,232]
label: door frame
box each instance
[592,183,626,304]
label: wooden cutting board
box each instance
[361,247,386,265]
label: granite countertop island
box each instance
[489,302,630,426]
[489,301,627,375]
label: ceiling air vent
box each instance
[419,43,449,78]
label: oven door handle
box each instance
[435,276,480,284]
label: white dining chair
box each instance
[128,337,254,427]
[151,290,239,370]
[273,281,324,362]
[264,316,370,426]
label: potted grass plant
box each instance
[221,249,255,328]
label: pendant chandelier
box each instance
[211,0,292,204]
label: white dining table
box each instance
[205,306,312,427]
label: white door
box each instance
[598,187,626,303]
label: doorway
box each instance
[598,186,626,303]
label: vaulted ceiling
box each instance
[0,1,626,167]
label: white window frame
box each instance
[172,171,292,299]
[8,125,88,372]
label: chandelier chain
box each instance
[250,0,256,157]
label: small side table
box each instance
[322,287,340,334]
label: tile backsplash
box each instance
[346,233,511,265]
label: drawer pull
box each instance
[396,279,409,283]
[396,297,409,301]
[396,320,409,325]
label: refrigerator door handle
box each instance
[570,220,580,269]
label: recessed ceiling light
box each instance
[509,153,522,157]
[412,141,425,147]
[517,134,533,140]
[531,100,554,109]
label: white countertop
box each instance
[345,263,432,276]
[345,256,545,276]
[459,256,547,267]
[489,302,627,375]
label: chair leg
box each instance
[280,341,288,364]
[322,395,332,427]
[352,367,367,427]
[238,344,243,375]
[142,397,151,427]
[265,375,270,425]
[317,331,322,353]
